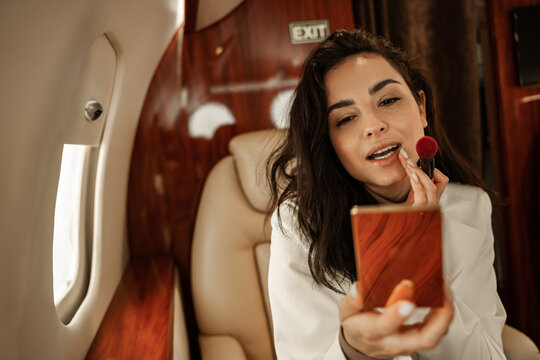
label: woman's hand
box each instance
[339,282,454,359]
[398,149,448,206]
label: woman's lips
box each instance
[366,144,402,167]
[367,143,401,160]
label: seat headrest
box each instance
[228,129,286,212]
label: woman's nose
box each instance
[362,119,387,138]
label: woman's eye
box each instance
[336,115,355,127]
[379,97,400,107]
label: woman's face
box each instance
[325,54,427,202]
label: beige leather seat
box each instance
[191,129,540,360]
[192,129,282,360]
[502,325,540,360]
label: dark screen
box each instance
[512,6,540,86]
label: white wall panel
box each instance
[0,0,180,358]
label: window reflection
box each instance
[188,102,235,139]
[270,89,294,129]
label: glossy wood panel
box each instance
[484,0,540,345]
[184,0,198,33]
[128,30,182,257]
[86,256,174,359]
[127,1,356,357]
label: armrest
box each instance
[503,324,540,360]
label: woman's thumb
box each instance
[385,279,415,307]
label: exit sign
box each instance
[289,20,330,44]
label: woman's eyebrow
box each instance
[327,79,401,115]
[368,79,400,95]
[327,99,354,115]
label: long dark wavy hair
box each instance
[267,28,486,294]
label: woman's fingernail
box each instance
[400,149,408,159]
[398,301,415,317]
[411,172,419,183]
[407,159,417,167]
[349,282,359,298]
[400,279,414,288]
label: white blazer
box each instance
[268,183,506,360]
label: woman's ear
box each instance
[418,90,427,128]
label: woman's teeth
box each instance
[369,145,399,160]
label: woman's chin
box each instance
[373,172,408,188]
[364,176,410,202]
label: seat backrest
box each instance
[192,129,284,360]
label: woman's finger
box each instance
[432,168,449,200]
[409,166,447,204]
[410,164,437,204]
[373,288,454,354]
[343,298,416,340]
[407,164,430,205]
[385,279,415,307]
[398,150,427,204]
[412,286,454,348]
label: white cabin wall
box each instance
[0,0,180,358]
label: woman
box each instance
[267,28,506,359]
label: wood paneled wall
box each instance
[127,1,356,356]
[86,256,174,359]
[483,0,540,346]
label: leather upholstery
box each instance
[199,335,247,360]
[228,129,285,212]
[502,325,540,360]
[192,129,284,360]
[191,129,539,360]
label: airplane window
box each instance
[176,0,185,28]
[53,144,92,323]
